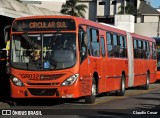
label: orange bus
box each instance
[154,37,160,80]
[6,15,156,104]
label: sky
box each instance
[150,0,160,8]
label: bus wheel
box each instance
[119,74,126,96]
[85,78,96,104]
[144,73,150,90]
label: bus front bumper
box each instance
[10,83,80,98]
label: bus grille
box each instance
[28,88,57,96]
[27,83,59,86]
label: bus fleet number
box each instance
[20,74,39,80]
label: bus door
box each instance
[99,36,106,92]
[79,26,91,96]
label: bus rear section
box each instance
[131,33,157,86]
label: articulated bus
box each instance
[6,15,156,104]
[154,37,160,80]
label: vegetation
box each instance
[118,3,137,15]
[15,0,21,2]
[61,0,87,18]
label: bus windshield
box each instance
[11,33,76,71]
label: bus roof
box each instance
[13,15,127,35]
[13,15,156,43]
[153,37,160,40]
[153,37,160,44]
[131,33,155,42]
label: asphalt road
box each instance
[0,81,160,117]
[0,81,160,118]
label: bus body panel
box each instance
[8,15,157,100]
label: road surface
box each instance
[0,82,160,117]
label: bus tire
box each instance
[119,74,126,96]
[85,78,96,104]
[144,73,150,90]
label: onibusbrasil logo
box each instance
[2,110,42,116]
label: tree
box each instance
[61,0,87,18]
[118,3,137,15]
[15,0,21,2]
[146,0,151,6]
[15,0,23,3]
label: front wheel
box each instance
[85,78,96,104]
[119,74,126,96]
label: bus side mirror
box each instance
[81,33,88,56]
[82,32,88,46]
[4,25,11,44]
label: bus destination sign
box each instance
[12,18,76,32]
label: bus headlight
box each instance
[11,76,24,86]
[61,74,79,86]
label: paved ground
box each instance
[0,81,160,117]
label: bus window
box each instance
[106,32,113,57]
[100,37,106,57]
[134,39,139,58]
[146,42,150,59]
[120,35,127,58]
[134,39,137,49]
[112,34,119,57]
[113,34,118,46]
[138,40,141,49]
[141,40,144,58]
[143,41,147,58]
[138,39,144,58]
[152,43,156,59]
[78,26,87,62]
[87,28,91,55]
[91,29,100,57]
[91,29,98,42]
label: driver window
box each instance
[78,26,87,62]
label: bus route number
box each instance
[20,74,40,80]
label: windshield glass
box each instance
[11,33,76,70]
